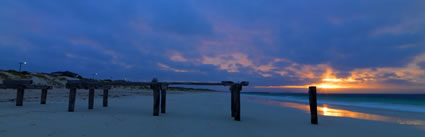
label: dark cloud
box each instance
[149,0,214,36]
[418,62,425,69]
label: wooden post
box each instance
[160,84,167,113]
[152,78,160,116]
[88,88,95,109]
[41,88,48,104]
[16,88,24,106]
[153,86,160,116]
[309,86,318,124]
[103,89,109,107]
[234,84,241,121]
[68,88,77,112]
[230,86,235,117]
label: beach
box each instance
[0,91,424,137]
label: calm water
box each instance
[244,92,425,113]
[245,92,425,129]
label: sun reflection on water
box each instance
[251,98,425,129]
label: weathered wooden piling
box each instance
[235,84,242,121]
[309,86,318,124]
[103,89,109,107]
[68,88,77,112]
[88,88,95,109]
[160,84,167,113]
[151,78,160,116]
[231,87,235,117]
[40,88,48,104]
[60,80,249,121]
[153,87,160,116]
[1,80,51,107]
[230,84,242,121]
[16,88,24,106]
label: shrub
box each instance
[6,70,32,79]
[0,72,10,80]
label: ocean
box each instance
[244,92,425,113]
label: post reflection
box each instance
[251,98,425,129]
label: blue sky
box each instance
[1,0,425,93]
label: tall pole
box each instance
[18,61,27,72]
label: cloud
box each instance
[1,0,425,92]
[372,17,425,36]
[256,52,425,90]
[418,62,425,69]
[70,39,133,69]
[149,0,214,36]
[157,63,195,73]
[169,51,188,62]
[201,53,253,72]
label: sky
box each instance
[1,0,425,93]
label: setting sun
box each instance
[317,84,347,89]
[255,69,375,89]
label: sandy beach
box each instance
[0,90,424,137]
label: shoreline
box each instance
[243,93,425,113]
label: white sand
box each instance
[0,91,424,137]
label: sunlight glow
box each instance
[255,69,371,89]
[322,78,342,82]
[251,98,425,130]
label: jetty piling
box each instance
[1,79,249,121]
[231,86,235,117]
[103,88,109,107]
[41,88,48,104]
[88,88,95,109]
[151,78,160,116]
[0,80,51,106]
[16,88,24,106]
[160,84,168,113]
[309,86,318,124]
[68,88,77,112]
[230,84,242,121]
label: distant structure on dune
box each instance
[51,71,82,79]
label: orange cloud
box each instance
[169,51,188,62]
[201,53,254,72]
[256,53,425,90]
[200,53,279,77]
